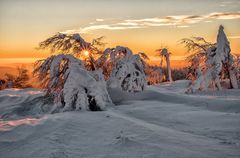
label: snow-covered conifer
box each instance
[187,25,238,93]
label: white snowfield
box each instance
[0,80,240,158]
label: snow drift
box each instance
[0,82,240,158]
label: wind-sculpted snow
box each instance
[0,88,49,120]
[0,116,47,131]
[108,80,240,113]
[0,83,240,158]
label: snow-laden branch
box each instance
[38,33,91,55]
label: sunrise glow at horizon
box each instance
[0,0,239,64]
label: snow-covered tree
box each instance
[181,37,215,80]
[95,47,149,80]
[34,54,112,112]
[156,48,173,82]
[187,25,238,93]
[215,25,238,89]
[234,55,240,83]
[100,46,146,92]
[186,56,202,80]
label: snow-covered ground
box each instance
[0,80,240,158]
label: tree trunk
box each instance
[228,66,238,89]
[165,55,173,82]
[89,54,96,71]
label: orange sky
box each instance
[0,0,239,66]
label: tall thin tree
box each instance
[156,48,173,82]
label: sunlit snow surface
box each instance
[0,81,240,158]
[0,117,47,131]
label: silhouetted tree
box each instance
[38,32,106,71]
[4,67,31,88]
[0,79,6,90]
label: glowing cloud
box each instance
[96,19,104,22]
[63,12,240,33]
[229,36,240,39]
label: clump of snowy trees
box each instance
[33,25,238,111]
[183,25,239,93]
[34,33,147,112]
[145,65,164,85]
[0,67,31,89]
